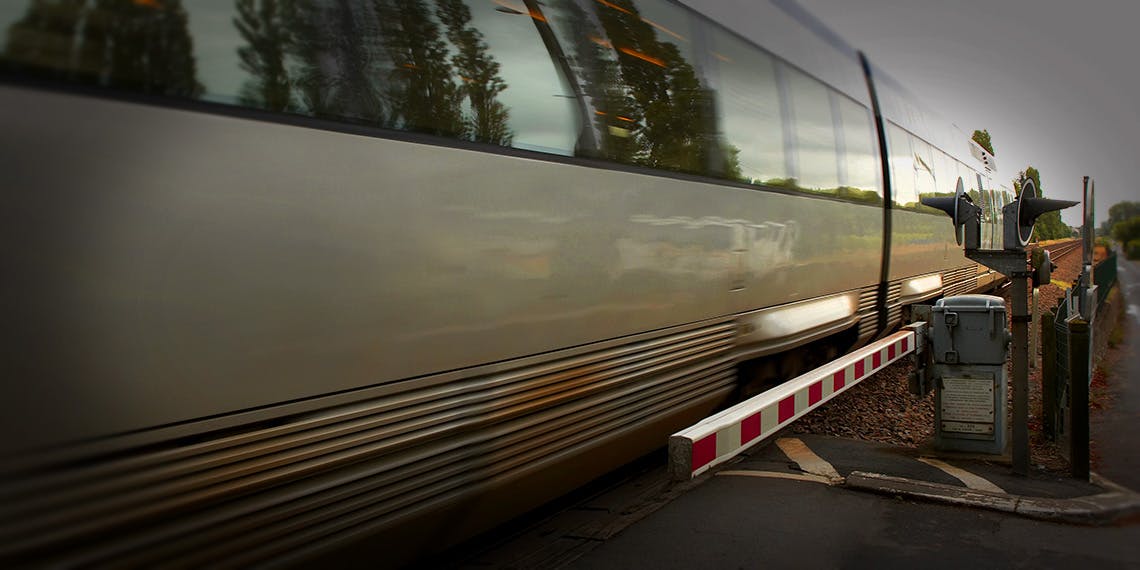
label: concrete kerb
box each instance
[845,470,1140,525]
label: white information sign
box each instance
[941,421,994,435]
[941,376,994,434]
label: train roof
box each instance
[680,0,986,171]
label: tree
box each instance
[971,129,995,156]
[1099,201,1140,237]
[1112,216,1140,259]
[1013,166,1068,241]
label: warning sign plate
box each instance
[941,376,994,433]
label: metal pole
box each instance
[1011,273,1030,476]
[1069,316,1090,481]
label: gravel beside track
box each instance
[792,239,1101,473]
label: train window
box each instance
[836,96,881,203]
[886,123,916,207]
[1,0,580,154]
[544,0,721,175]
[784,66,840,194]
[704,20,786,186]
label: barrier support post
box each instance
[1010,273,1031,476]
[1041,308,1057,439]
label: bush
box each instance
[1128,239,1140,260]
[1113,216,1140,245]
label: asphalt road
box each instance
[567,435,1138,570]
[569,473,1138,570]
[1092,250,1140,491]
[445,254,1140,569]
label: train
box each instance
[0,0,1011,566]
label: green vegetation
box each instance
[1013,166,1069,240]
[971,129,995,155]
[1111,214,1140,259]
[1099,201,1140,237]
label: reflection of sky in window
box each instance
[634,0,695,62]
[186,0,245,103]
[787,69,838,191]
[467,1,577,154]
[0,5,25,41]
[838,96,879,193]
[888,124,917,204]
[709,29,785,184]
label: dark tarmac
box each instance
[454,253,1140,569]
[1092,250,1140,492]
[565,433,1138,569]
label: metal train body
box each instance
[0,0,1009,565]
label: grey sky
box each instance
[797,0,1140,227]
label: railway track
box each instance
[1035,238,1083,261]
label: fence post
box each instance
[1068,316,1090,481]
[1041,308,1056,439]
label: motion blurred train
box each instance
[0,0,1012,565]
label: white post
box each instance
[1030,287,1039,369]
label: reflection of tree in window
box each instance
[436,0,511,145]
[554,0,720,175]
[4,0,87,74]
[246,0,388,121]
[705,25,784,187]
[377,0,465,136]
[242,0,513,143]
[5,0,203,97]
[235,0,296,111]
[549,0,639,162]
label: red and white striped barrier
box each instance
[669,325,922,480]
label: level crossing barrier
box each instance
[669,325,921,480]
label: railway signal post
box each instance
[923,178,1076,475]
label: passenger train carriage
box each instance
[0,0,1010,565]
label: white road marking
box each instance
[717,470,834,485]
[918,457,1005,493]
[776,438,842,483]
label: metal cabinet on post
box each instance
[931,294,1011,454]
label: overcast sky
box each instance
[797,0,1139,227]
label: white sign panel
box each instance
[941,376,994,434]
[941,420,994,435]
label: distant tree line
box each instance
[967,129,1070,242]
[1103,201,1140,259]
[1012,166,1070,241]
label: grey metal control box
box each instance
[930,295,1011,454]
[932,295,1008,365]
